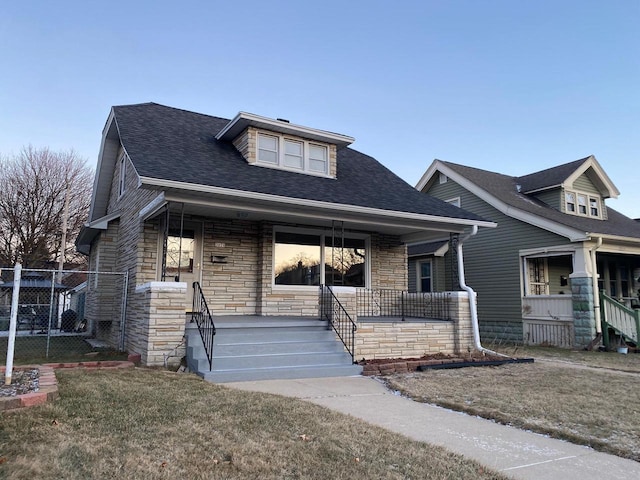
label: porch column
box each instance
[570,246,596,346]
[133,281,188,367]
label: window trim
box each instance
[416,259,433,292]
[271,226,370,290]
[257,132,330,177]
[439,173,448,184]
[118,154,127,198]
[565,189,602,219]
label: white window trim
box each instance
[439,173,448,184]
[118,154,127,198]
[416,259,433,292]
[523,256,550,296]
[257,132,331,177]
[565,189,602,219]
[271,226,370,290]
[445,197,461,208]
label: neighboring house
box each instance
[415,156,640,349]
[75,103,494,381]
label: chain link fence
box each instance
[1,266,128,364]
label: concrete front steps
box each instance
[186,316,362,383]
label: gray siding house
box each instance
[76,103,494,381]
[414,156,640,349]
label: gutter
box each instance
[456,225,509,358]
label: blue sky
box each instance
[2,1,638,217]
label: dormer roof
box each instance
[216,111,355,148]
[517,155,620,198]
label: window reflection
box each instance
[165,229,195,277]
[274,231,367,287]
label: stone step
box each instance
[213,351,353,370]
[202,364,363,383]
[186,316,358,383]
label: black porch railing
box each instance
[356,289,451,321]
[191,282,216,370]
[319,285,357,363]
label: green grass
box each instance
[0,336,128,365]
[385,347,640,462]
[0,368,508,480]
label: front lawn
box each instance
[0,368,508,480]
[385,347,640,461]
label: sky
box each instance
[1,1,638,217]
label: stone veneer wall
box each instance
[355,292,474,359]
[132,282,188,367]
[571,277,595,347]
[201,219,260,315]
[85,220,124,347]
[370,234,407,290]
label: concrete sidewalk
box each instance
[227,376,640,480]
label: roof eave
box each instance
[139,176,496,231]
[215,112,355,148]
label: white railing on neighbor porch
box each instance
[600,291,639,347]
[521,295,573,321]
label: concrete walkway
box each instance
[227,375,640,480]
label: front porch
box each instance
[520,248,640,348]
[131,280,475,381]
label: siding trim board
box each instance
[417,162,588,242]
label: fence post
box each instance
[5,263,22,385]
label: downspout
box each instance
[456,225,509,358]
[590,236,603,333]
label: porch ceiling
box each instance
[153,188,486,243]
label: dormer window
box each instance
[257,132,329,175]
[565,192,576,213]
[565,189,601,219]
[577,194,587,215]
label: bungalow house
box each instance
[415,157,640,349]
[76,103,495,381]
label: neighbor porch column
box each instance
[570,245,596,347]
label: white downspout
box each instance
[456,226,509,358]
[590,237,603,334]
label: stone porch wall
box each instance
[354,291,474,359]
[129,282,188,367]
[322,288,474,359]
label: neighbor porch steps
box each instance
[185,316,362,383]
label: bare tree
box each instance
[0,146,93,267]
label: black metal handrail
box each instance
[192,282,216,370]
[320,285,357,363]
[356,289,451,321]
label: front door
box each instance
[163,222,202,311]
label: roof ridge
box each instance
[112,102,231,123]
[516,156,592,181]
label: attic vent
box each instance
[516,184,522,193]
[276,118,290,123]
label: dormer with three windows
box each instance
[216,112,354,179]
[519,155,619,221]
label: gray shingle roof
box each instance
[517,158,589,193]
[440,161,640,239]
[407,240,449,257]
[113,103,486,222]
